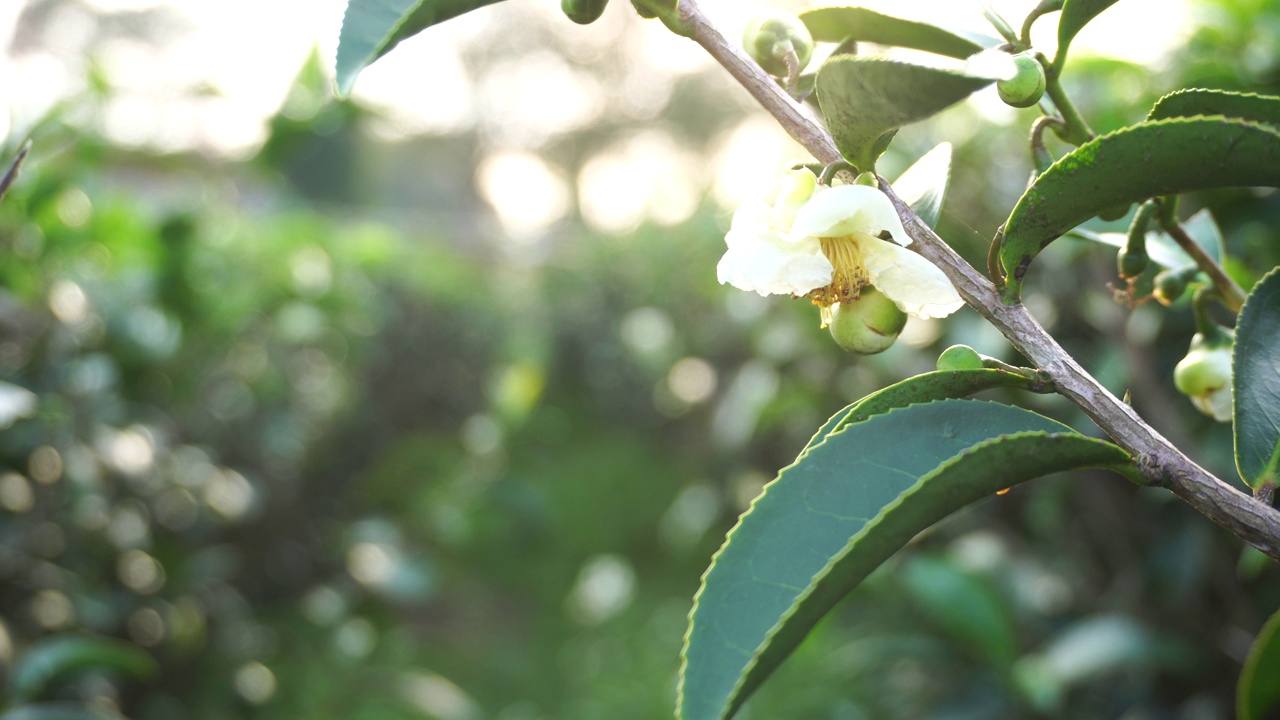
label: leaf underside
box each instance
[1234,267,1280,489]
[798,6,988,59]
[816,57,993,170]
[678,399,1130,720]
[999,117,1280,293]
[336,0,506,94]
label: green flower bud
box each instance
[853,172,879,188]
[936,344,984,372]
[1173,330,1234,422]
[1153,270,1187,305]
[828,286,907,355]
[996,52,1046,108]
[563,0,610,24]
[742,11,814,78]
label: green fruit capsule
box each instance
[996,52,1046,108]
[828,286,907,355]
[563,0,609,24]
[936,345,984,372]
[1173,330,1234,422]
[742,11,814,78]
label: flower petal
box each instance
[858,237,964,318]
[718,232,832,297]
[788,185,913,247]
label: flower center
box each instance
[810,235,867,327]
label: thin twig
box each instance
[676,0,1280,560]
[0,140,31,205]
[1164,220,1247,312]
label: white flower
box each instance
[1174,338,1234,422]
[716,170,964,326]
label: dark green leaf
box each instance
[677,399,1132,720]
[798,7,991,59]
[1239,606,1280,720]
[900,555,1017,667]
[335,0,505,94]
[892,142,951,229]
[1234,267,1280,490]
[1148,89,1280,126]
[999,118,1280,299]
[800,367,1044,459]
[816,57,996,170]
[0,706,117,720]
[11,635,157,702]
[1056,0,1121,66]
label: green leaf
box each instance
[1148,89,1280,126]
[1068,208,1224,271]
[0,706,117,720]
[800,367,1045,458]
[798,7,991,59]
[1234,267,1280,490]
[11,635,157,702]
[1056,0,1120,66]
[999,117,1280,299]
[677,399,1131,720]
[816,57,996,170]
[892,142,951,229]
[335,0,505,94]
[900,555,1017,668]
[1239,606,1280,720]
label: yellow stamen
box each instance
[810,235,867,327]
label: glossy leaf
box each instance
[999,117,1280,299]
[1239,606,1280,720]
[816,57,996,170]
[1148,89,1280,126]
[10,635,157,702]
[900,555,1017,667]
[336,0,505,94]
[1056,0,1120,65]
[798,7,991,59]
[1234,267,1280,490]
[677,399,1132,720]
[893,142,952,229]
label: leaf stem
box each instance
[1163,218,1247,312]
[0,140,32,205]
[674,0,1280,560]
[1041,67,1094,146]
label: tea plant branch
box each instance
[675,0,1280,560]
[1163,218,1247,312]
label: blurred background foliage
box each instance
[0,0,1279,718]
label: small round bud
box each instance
[1153,270,1187,305]
[828,286,907,355]
[853,172,879,188]
[742,11,814,78]
[996,52,1046,108]
[1117,247,1148,280]
[1097,202,1130,221]
[563,0,609,24]
[936,344,984,372]
[1173,330,1235,422]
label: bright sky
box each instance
[0,0,1191,233]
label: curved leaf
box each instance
[1148,89,1280,126]
[801,367,1044,459]
[999,117,1280,298]
[816,57,996,170]
[11,635,157,702]
[677,399,1132,720]
[336,0,506,94]
[1234,267,1280,490]
[798,7,990,59]
[1239,606,1280,720]
[1056,0,1120,65]
[892,142,952,229]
